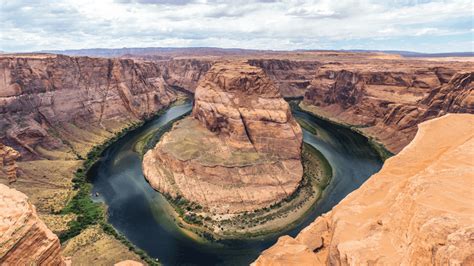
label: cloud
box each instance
[0,0,472,52]
[115,0,196,5]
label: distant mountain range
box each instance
[38,47,474,58]
[343,49,474,57]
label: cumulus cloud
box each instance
[0,0,472,52]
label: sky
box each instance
[1,0,473,53]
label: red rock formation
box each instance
[0,54,177,160]
[248,59,320,97]
[143,61,303,214]
[0,183,65,265]
[159,59,213,92]
[0,143,20,183]
[254,114,474,265]
[115,260,144,266]
[302,63,473,153]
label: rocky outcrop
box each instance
[143,61,303,214]
[0,183,65,265]
[115,260,144,266]
[159,59,213,92]
[0,54,177,160]
[253,114,474,265]
[303,63,474,153]
[0,143,20,183]
[248,59,320,97]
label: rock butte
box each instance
[143,61,303,214]
[0,184,64,265]
[253,114,474,265]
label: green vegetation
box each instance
[163,143,333,241]
[292,99,393,162]
[368,139,394,161]
[56,102,193,265]
[140,112,191,155]
[295,117,319,135]
[59,169,102,241]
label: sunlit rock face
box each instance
[0,184,65,265]
[253,114,474,266]
[143,61,303,214]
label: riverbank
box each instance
[59,94,190,265]
[296,101,393,161]
[89,98,383,265]
[146,118,333,241]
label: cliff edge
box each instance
[253,113,474,265]
[0,184,65,265]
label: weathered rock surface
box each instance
[115,260,144,266]
[253,114,474,265]
[303,62,474,153]
[159,59,213,92]
[0,183,64,265]
[0,53,177,264]
[248,59,320,97]
[0,142,20,183]
[0,54,177,160]
[143,61,303,214]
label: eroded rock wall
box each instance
[159,59,213,92]
[303,64,473,153]
[0,143,20,183]
[192,61,302,158]
[248,59,320,97]
[0,54,177,161]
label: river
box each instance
[90,101,382,265]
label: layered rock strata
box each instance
[303,65,473,153]
[0,53,177,263]
[0,184,64,265]
[253,114,474,265]
[0,143,20,183]
[143,62,303,214]
[248,59,320,97]
[0,54,177,160]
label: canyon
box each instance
[143,62,303,214]
[0,53,179,264]
[0,50,473,264]
[142,62,310,237]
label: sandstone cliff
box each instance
[253,114,474,265]
[0,54,177,264]
[159,59,213,92]
[0,54,176,161]
[302,63,473,153]
[248,59,320,97]
[0,143,20,183]
[143,61,303,214]
[0,183,64,265]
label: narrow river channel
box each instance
[90,101,382,265]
